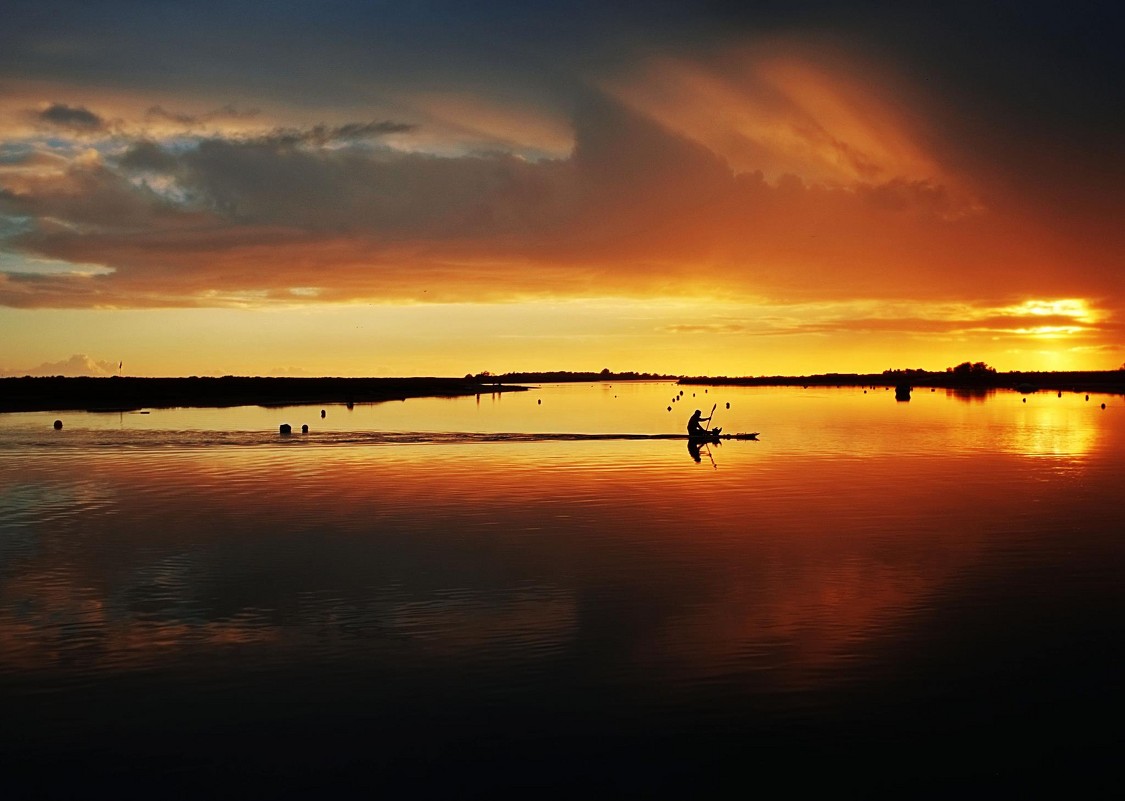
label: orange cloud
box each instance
[1,47,1122,371]
[602,42,952,189]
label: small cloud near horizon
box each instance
[1,353,119,377]
[265,365,314,376]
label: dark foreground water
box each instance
[2,384,1123,797]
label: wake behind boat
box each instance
[274,431,760,443]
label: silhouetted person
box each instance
[687,408,711,436]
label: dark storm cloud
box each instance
[101,99,734,240]
[145,104,261,126]
[9,93,1116,313]
[111,122,562,235]
[257,121,417,148]
[118,140,180,172]
[1,0,1123,323]
[5,2,1121,98]
[2,161,184,229]
[35,103,106,131]
[4,2,1121,184]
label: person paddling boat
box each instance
[687,406,720,438]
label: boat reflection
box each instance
[687,436,722,465]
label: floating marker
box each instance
[321,409,326,418]
[280,423,292,434]
[301,424,309,433]
[53,420,62,430]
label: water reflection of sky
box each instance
[3,384,1123,793]
[0,383,1115,459]
[2,386,1120,688]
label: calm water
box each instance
[1,383,1122,797]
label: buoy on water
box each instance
[280,423,292,434]
[53,420,62,430]
[301,424,309,433]
[321,409,326,418]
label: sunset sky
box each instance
[2,2,1122,377]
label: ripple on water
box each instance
[1,387,1123,792]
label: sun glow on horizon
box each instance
[2,26,1122,380]
[1,294,1119,378]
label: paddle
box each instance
[702,407,719,468]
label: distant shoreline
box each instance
[2,370,1122,413]
[679,370,1125,394]
[0,376,528,413]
